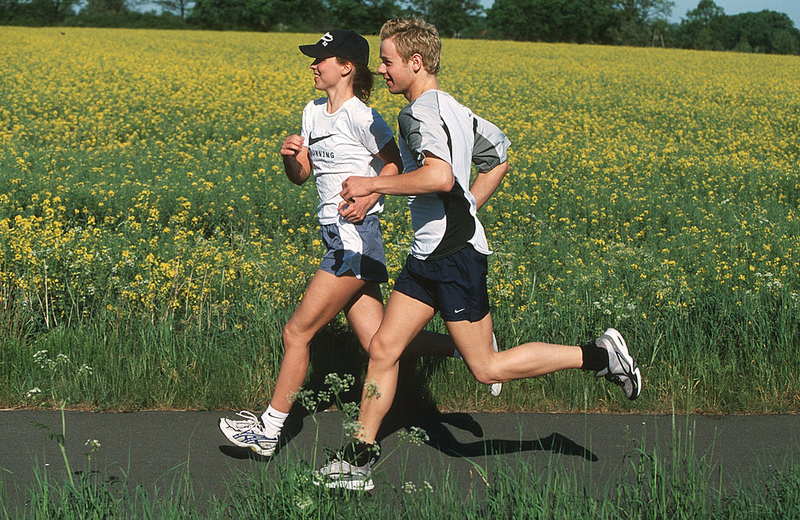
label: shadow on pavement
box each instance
[382,358,597,461]
[217,334,597,463]
[386,408,598,462]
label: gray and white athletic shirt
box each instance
[301,97,394,225]
[398,89,511,261]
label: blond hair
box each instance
[380,18,441,76]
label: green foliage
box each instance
[487,0,612,43]
[0,0,79,24]
[326,0,401,36]
[721,11,800,54]
[82,0,128,16]
[485,0,800,54]
[1,0,798,55]
[406,0,485,39]
[486,0,677,44]
[188,0,328,32]
[603,0,675,45]
[675,1,800,54]
[153,0,191,20]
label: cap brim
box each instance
[299,44,331,60]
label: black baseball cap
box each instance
[299,30,369,66]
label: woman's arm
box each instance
[280,134,312,185]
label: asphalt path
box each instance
[2,407,799,510]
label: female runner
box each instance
[218,30,499,457]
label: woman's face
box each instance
[310,56,349,92]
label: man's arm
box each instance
[470,161,509,211]
[469,112,511,209]
[340,152,453,202]
[338,139,403,223]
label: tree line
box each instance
[2,0,799,55]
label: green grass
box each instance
[1,29,800,414]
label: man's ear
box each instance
[410,53,423,72]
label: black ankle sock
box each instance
[581,340,608,371]
[343,440,380,466]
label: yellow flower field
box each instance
[1,27,798,412]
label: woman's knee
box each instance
[367,333,403,365]
[282,320,313,351]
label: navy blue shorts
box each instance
[394,245,490,322]
[318,215,388,283]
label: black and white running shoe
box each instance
[595,328,642,400]
[313,447,375,491]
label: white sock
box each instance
[261,405,289,439]
[453,348,463,360]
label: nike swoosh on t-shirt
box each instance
[309,134,334,145]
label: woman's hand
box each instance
[280,135,310,185]
[338,195,380,224]
[280,135,305,158]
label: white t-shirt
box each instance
[301,97,394,225]
[397,90,511,260]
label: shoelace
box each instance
[232,410,261,428]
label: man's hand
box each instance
[339,176,377,223]
[470,161,508,210]
[340,176,375,203]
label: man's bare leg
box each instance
[344,282,456,358]
[444,312,583,385]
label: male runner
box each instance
[315,18,642,491]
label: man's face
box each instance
[377,37,414,98]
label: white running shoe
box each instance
[219,410,260,434]
[489,332,503,397]
[313,450,375,491]
[595,328,642,400]
[218,411,278,456]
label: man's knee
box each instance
[471,367,501,385]
[465,352,503,385]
